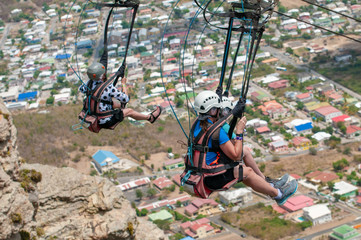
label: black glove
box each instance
[119,63,126,78]
[216,86,223,99]
[232,98,246,118]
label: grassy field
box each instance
[317,59,361,95]
[13,104,190,167]
[221,203,304,240]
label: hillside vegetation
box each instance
[13,104,189,167]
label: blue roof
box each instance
[58,73,66,77]
[295,122,313,132]
[56,54,71,60]
[92,150,119,167]
[180,237,195,240]
[18,91,37,101]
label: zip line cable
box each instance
[301,0,361,23]
[160,0,189,139]
[275,11,361,44]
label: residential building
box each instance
[332,115,352,127]
[185,199,220,217]
[256,126,271,134]
[148,209,173,222]
[181,218,215,239]
[303,204,332,225]
[346,125,361,138]
[312,132,331,142]
[305,171,339,184]
[314,106,342,122]
[292,136,312,150]
[304,101,330,112]
[329,225,361,240]
[0,86,19,102]
[268,140,288,153]
[246,118,268,129]
[163,158,184,170]
[153,176,174,190]
[296,92,314,103]
[258,100,288,119]
[218,188,253,205]
[281,195,314,212]
[116,177,151,191]
[92,150,120,174]
[268,79,289,90]
[138,194,191,211]
[333,181,358,198]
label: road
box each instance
[0,23,15,48]
[208,215,247,238]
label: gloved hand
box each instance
[232,98,246,118]
[119,63,126,78]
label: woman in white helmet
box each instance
[192,91,297,205]
[79,62,162,127]
[220,96,289,185]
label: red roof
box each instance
[305,170,322,178]
[191,198,217,208]
[39,66,51,71]
[160,100,175,109]
[164,157,182,166]
[185,204,198,214]
[172,174,181,186]
[272,203,288,214]
[292,136,311,146]
[296,92,311,99]
[282,195,314,212]
[332,114,350,123]
[357,196,361,204]
[315,106,341,116]
[306,86,313,91]
[256,126,271,133]
[166,88,176,94]
[347,125,361,135]
[190,223,213,232]
[153,177,173,189]
[268,80,288,89]
[313,172,339,183]
[290,173,302,180]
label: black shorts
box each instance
[204,165,243,190]
[99,109,124,129]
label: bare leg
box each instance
[123,108,150,121]
[243,147,265,179]
[242,166,278,197]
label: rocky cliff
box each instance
[0,100,167,240]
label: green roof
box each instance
[39,58,55,64]
[141,52,154,57]
[148,210,173,222]
[179,92,196,101]
[329,225,360,240]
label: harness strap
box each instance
[185,162,238,173]
[112,3,139,86]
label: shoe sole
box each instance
[277,182,298,206]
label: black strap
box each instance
[112,3,139,86]
[185,162,238,173]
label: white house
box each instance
[303,204,332,225]
[218,188,253,205]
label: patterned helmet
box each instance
[87,62,106,81]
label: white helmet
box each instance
[221,97,234,110]
[194,90,221,114]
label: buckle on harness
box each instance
[203,146,209,153]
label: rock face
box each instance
[0,100,167,240]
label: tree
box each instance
[343,147,351,155]
[309,147,317,155]
[296,101,304,110]
[135,189,143,199]
[147,188,157,198]
[46,96,54,105]
[327,181,334,191]
[333,158,349,172]
[286,47,294,55]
